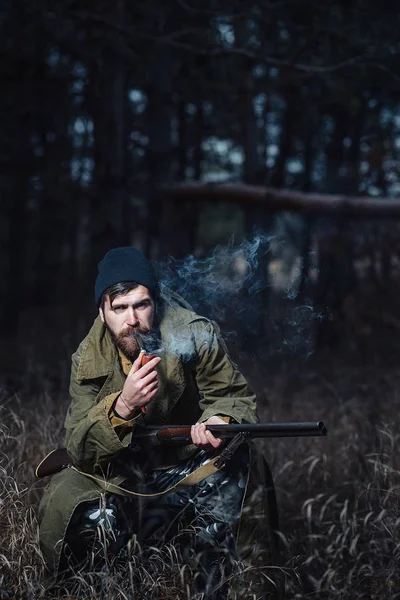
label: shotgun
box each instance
[35,421,327,478]
[132,420,327,445]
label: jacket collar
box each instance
[76,298,193,381]
[76,317,117,380]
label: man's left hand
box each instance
[191,416,227,450]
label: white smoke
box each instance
[156,232,319,359]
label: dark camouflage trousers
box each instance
[62,445,250,598]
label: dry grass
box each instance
[2,351,400,599]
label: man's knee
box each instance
[38,468,103,575]
[62,494,130,569]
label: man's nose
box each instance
[126,307,139,326]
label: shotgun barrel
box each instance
[132,421,328,446]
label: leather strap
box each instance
[70,455,222,498]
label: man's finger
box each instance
[129,356,160,380]
[143,382,159,396]
[205,430,222,448]
[199,425,210,446]
[194,423,209,446]
[139,370,159,387]
[191,424,200,445]
[138,356,161,376]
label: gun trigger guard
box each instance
[214,431,250,469]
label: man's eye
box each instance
[113,306,126,313]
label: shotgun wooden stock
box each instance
[35,448,71,478]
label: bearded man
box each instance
[38,247,278,598]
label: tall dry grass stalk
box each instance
[1,358,400,598]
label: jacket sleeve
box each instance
[191,319,259,425]
[64,345,136,473]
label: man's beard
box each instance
[105,322,151,362]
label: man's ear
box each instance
[99,306,105,323]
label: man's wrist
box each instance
[115,393,137,419]
[113,404,128,420]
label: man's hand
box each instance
[191,415,227,451]
[116,352,161,418]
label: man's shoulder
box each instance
[72,317,115,380]
[160,299,211,330]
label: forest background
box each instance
[2,1,400,598]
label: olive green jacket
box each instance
[39,299,277,582]
[64,300,258,475]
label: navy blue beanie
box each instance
[94,247,159,305]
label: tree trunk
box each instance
[33,82,72,305]
[297,218,315,301]
[298,113,318,300]
[234,22,270,347]
[171,93,201,257]
[0,3,32,333]
[4,135,30,334]
[193,101,204,182]
[88,0,129,283]
[144,44,174,260]
[269,88,296,189]
[314,102,365,347]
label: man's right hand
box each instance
[115,352,161,418]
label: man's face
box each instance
[99,285,155,360]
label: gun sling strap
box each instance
[35,432,249,499]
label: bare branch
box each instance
[363,61,400,83]
[162,182,400,219]
[148,38,372,73]
[68,10,399,76]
